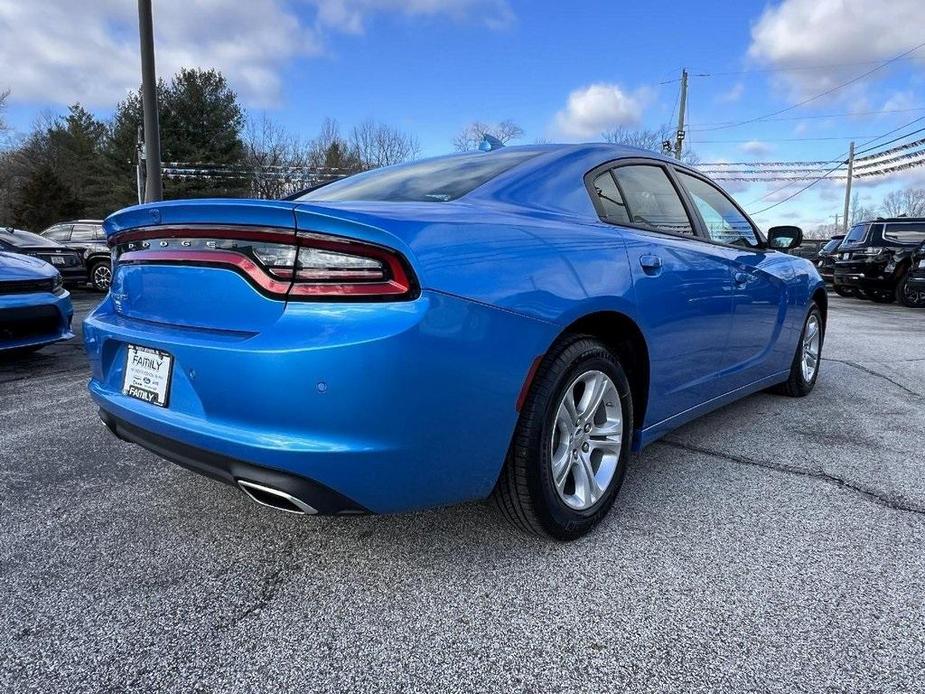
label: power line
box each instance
[748,161,846,216]
[689,55,923,78]
[694,40,925,133]
[696,135,875,144]
[688,106,925,129]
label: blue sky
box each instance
[1,0,923,232]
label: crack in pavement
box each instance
[222,540,297,631]
[659,439,925,517]
[823,357,922,398]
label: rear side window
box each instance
[591,171,630,225]
[610,165,693,235]
[883,222,925,244]
[677,172,759,248]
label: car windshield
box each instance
[296,150,541,203]
[822,238,842,252]
[0,229,59,247]
[844,223,868,244]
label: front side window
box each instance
[844,223,869,244]
[610,165,693,235]
[822,237,843,253]
[44,225,71,241]
[677,172,759,248]
[71,224,98,241]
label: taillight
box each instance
[110,226,416,300]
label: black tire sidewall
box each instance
[523,341,633,539]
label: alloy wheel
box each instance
[801,314,820,382]
[93,263,112,291]
[549,370,622,511]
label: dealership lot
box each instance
[1,291,923,692]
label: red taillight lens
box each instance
[111,226,416,300]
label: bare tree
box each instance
[350,119,420,169]
[880,188,925,218]
[242,114,309,199]
[453,120,523,151]
[849,193,878,226]
[306,118,362,174]
[602,125,699,165]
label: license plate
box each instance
[919,259,925,269]
[123,345,173,407]
[841,253,850,260]
[50,256,65,265]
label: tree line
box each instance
[0,68,421,231]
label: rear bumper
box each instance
[84,291,554,514]
[834,259,899,290]
[0,290,74,351]
[98,408,367,514]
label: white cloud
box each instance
[740,140,773,157]
[0,0,513,108]
[747,0,925,100]
[553,83,646,139]
[718,82,745,103]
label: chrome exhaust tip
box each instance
[237,480,318,515]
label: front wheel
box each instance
[897,273,925,308]
[769,303,823,397]
[493,335,633,540]
[832,284,853,298]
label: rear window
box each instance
[883,222,925,244]
[297,150,540,203]
[0,229,59,247]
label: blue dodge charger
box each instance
[86,144,825,539]
[1,251,74,353]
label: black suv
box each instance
[902,241,925,307]
[41,220,111,291]
[815,234,844,289]
[833,218,925,303]
[0,227,85,285]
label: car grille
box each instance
[0,305,60,341]
[34,251,81,267]
[0,278,56,295]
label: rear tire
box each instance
[493,335,633,541]
[832,284,853,298]
[769,303,823,397]
[852,288,869,300]
[89,259,112,292]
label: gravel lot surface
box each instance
[2,290,924,693]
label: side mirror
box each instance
[768,225,803,250]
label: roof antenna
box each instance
[479,134,505,152]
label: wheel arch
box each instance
[811,285,828,328]
[555,311,651,432]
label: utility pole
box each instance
[135,125,145,205]
[674,68,688,161]
[841,141,855,233]
[138,0,162,202]
[833,213,840,231]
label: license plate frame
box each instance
[50,255,65,266]
[122,344,173,408]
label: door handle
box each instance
[639,254,663,275]
[733,271,750,286]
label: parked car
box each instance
[790,239,826,259]
[0,251,74,353]
[815,234,844,288]
[833,217,925,303]
[41,219,112,291]
[901,241,925,308]
[0,227,85,285]
[85,144,826,540]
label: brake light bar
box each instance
[110,225,416,300]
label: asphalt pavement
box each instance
[1,290,924,693]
